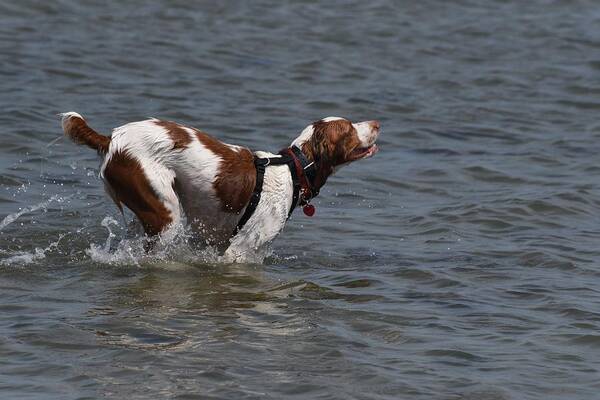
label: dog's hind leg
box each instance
[102,151,180,241]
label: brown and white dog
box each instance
[61,113,380,262]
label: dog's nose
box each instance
[369,120,380,131]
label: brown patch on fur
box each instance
[300,119,361,190]
[63,115,111,154]
[103,151,172,236]
[154,120,193,150]
[194,129,256,214]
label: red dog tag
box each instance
[303,204,315,217]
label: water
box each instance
[1,0,600,398]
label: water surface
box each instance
[1,1,600,399]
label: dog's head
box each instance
[292,117,380,188]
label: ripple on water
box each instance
[424,349,485,362]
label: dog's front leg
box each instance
[223,205,288,263]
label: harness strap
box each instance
[232,147,316,237]
[286,155,301,218]
[232,157,268,236]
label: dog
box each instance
[61,113,380,262]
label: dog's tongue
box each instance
[303,204,315,217]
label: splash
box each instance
[0,248,47,266]
[86,216,140,266]
[0,233,66,267]
[86,217,227,266]
[0,194,70,231]
[0,194,75,266]
[1,196,272,266]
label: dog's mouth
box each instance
[349,144,379,161]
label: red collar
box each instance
[280,147,319,216]
[286,150,313,203]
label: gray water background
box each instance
[1,1,600,399]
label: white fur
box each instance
[223,152,294,263]
[322,116,343,122]
[290,124,314,148]
[60,112,84,133]
[170,129,239,243]
[291,116,343,148]
[100,119,292,257]
[353,121,378,147]
[102,119,181,229]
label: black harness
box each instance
[232,146,318,236]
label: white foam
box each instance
[0,233,66,267]
[86,217,229,266]
[0,248,46,266]
[1,197,272,266]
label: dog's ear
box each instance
[308,122,336,189]
[310,124,326,163]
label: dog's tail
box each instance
[60,112,110,155]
